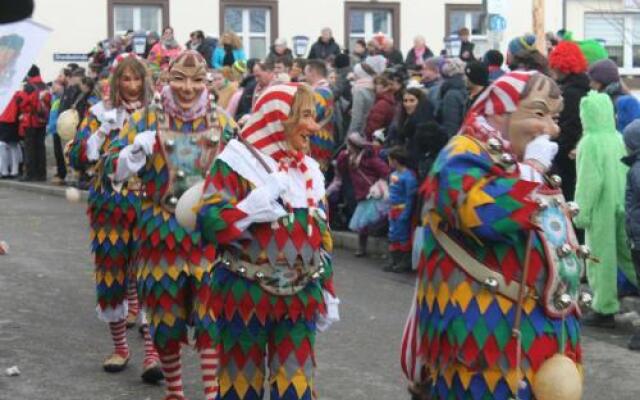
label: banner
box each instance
[0,19,52,114]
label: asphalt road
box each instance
[1,186,640,400]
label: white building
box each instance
[28,0,637,80]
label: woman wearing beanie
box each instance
[464,60,489,109]
[436,57,468,137]
[548,40,590,202]
[589,58,640,132]
[507,34,550,74]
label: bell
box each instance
[500,153,515,165]
[165,139,175,150]
[550,175,562,188]
[209,93,215,102]
[555,293,573,310]
[577,245,591,259]
[167,196,178,207]
[566,202,580,217]
[483,277,499,292]
[176,170,186,179]
[536,198,549,211]
[223,259,231,267]
[312,271,321,279]
[238,266,247,275]
[487,137,503,152]
[579,292,593,307]
[532,354,583,400]
[318,267,325,274]
[256,271,265,279]
[556,244,572,258]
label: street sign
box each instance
[53,53,88,62]
[489,15,507,32]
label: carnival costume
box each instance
[104,50,236,400]
[388,168,418,253]
[190,84,339,400]
[309,80,335,172]
[401,72,586,400]
[67,53,162,382]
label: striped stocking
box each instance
[108,320,129,358]
[141,324,160,367]
[160,349,185,399]
[126,278,139,319]
[200,348,219,400]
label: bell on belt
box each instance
[536,198,549,210]
[566,201,580,217]
[577,245,591,259]
[176,169,186,179]
[532,354,583,400]
[500,153,515,165]
[554,293,573,310]
[238,266,247,275]
[549,175,562,188]
[166,195,178,207]
[556,244,572,258]
[482,277,499,292]
[579,292,593,307]
[165,139,175,151]
[487,137,503,152]
[256,271,265,279]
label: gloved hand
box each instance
[97,109,119,134]
[316,290,341,332]
[132,130,157,156]
[236,172,288,227]
[523,134,558,170]
[86,132,105,162]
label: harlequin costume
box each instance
[103,50,237,400]
[309,79,335,172]
[66,53,163,382]
[192,83,339,400]
[401,72,587,399]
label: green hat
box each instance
[578,39,609,65]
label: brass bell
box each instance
[500,153,515,165]
[566,201,580,217]
[312,271,321,279]
[555,293,573,310]
[577,245,591,259]
[483,277,499,292]
[550,175,562,188]
[256,271,265,279]
[190,136,198,144]
[167,196,178,206]
[487,137,503,152]
[536,198,549,210]
[176,170,186,179]
[223,259,231,267]
[556,244,572,258]
[165,139,175,150]
[238,266,247,275]
[579,292,593,307]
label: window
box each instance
[446,4,486,36]
[344,2,400,51]
[584,12,640,71]
[108,0,169,38]
[220,1,278,59]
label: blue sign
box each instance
[489,15,507,32]
[53,53,89,62]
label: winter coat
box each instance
[234,75,257,120]
[622,122,640,249]
[212,47,246,70]
[384,49,404,66]
[16,76,50,133]
[550,73,590,201]
[364,91,396,140]
[459,40,475,62]
[423,78,443,114]
[0,92,20,143]
[191,37,217,68]
[388,168,418,246]
[405,46,434,69]
[266,46,294,65]
[336,148,390,201]
[488,66,506,82]
[574,90,636,313]
[308,37,340,61]
[396,100,446,175]
[347,83,375,135]
[436,74,468,137]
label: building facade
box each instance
[30,0,636,80]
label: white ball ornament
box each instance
[175,181,205,231]
[532,354,583,400]
[65,187,81,203]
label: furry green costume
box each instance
[574,91,637,314]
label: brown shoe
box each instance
[103,352,130,373]
[126,312,137,329]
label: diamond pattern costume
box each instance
[195,84,337,400]
[309,81,335,172]
[401,72,584,399]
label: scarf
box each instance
[161,85,209,122]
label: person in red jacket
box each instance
[0,92,22,178]
[364,75,397,140]
[16,65,50,181]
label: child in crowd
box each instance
[384,146,417,272]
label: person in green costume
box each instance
[574,90,637,327]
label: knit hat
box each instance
[578,39,608,65]
[27,64,40,78]
[274,37,287,47]
[470,71,536,116]
[549,41,588,74]
[465,61,489,86]
[623,119,640,153]
[483,50,504,67]
[617,95,640,132]
[441,57,465,78]
[588,59,619,86]
[365,55,387,75]
[335,52,350,69]
[508,34,536,55]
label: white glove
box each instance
[524,134,558,170]
[316,290,340,332]
[86,132,106,162]
[235,172,288,228]
[132,130,157,156]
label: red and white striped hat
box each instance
[469,71,536,116]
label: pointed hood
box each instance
[580,90,617,136]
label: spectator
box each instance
[289,58,306,82]
[16,65,50,182]
[351,38,367,65]
[235,59,274,121]
[273,56,293,75]
[332,52,353,144]
[405,35,434,70]
[622,119,640,349]
[148,26,182,70]
[483,49,506,82]
[212,31,246,69]
[384,146,418,273]
[574,90,636,329]
[47,80,66,185]
[458,27,475,62]
[589,58,640,132]
[0,92,21,179]
[364,75,397,141]
[144,31,160,59]
[187,30,217,68]
[335,133,390,257]
[507,34,549,74]
[436,58,468,137]
[347,56,385,135]
[266,37,293,65]
[421,57,443,106]
[210,68,238,109]
[308,27,341,62]
[304,59,336,171]
[464,61,489,109]
[224,60,248,116]
[381,37,403,66]
[548,41,590,201]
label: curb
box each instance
[0,179,388,255]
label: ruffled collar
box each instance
[161,85,209,121]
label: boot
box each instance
[383,251,400,272]
[582,310,615,328]
[355,234,367,257]
[628,331,640,351]
[392,251,413,273]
